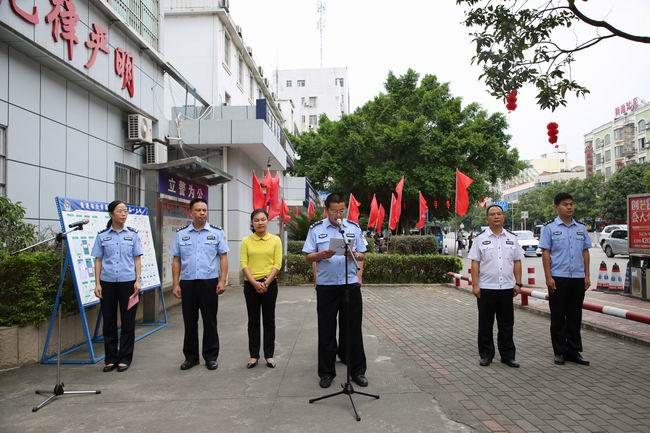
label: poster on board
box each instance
[628,193,650,255]
[56,197,161,306]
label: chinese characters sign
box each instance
[614,98,640,119]
[628,194,650,253]
[159,172,209,203]
[2,0,136,98]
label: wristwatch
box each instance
[515,282,523,288]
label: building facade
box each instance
[584,97,650,178]
[275,67,349,132]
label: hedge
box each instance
[387,235,438,255]
[287,237,376,255]
[0,251,76,327]
[280,253,461,285]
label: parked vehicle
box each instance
[602,229,629,257]
[533,224,544,240]
[427,225,444,253]
[599,224,627,248]
[513,230,541,257]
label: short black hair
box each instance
[554,192,573,206]
[486,204,504,215]
[189,198,208,209]
[250,208,268,221]
[324,193,345,209]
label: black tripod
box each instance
[12,226,101,412]
[309,223,379,421]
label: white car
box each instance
[599,224,627,249]
[513,230,541,257]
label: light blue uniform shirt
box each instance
[539,217,592,278]
[302,218,367,285]
[468,228,524,290]
[91,226,143,282]
[171,223,229,280]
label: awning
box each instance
[143,156,233,185]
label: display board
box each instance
[56,197,161,305]
[628,194,650,255]
[160,199,192,287]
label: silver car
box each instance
[602,229,628,258]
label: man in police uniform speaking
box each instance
[303,193,368,389]
[171,198,229,371]
[539,192,591,366]
[468,204,524,368]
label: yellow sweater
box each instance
[240,232,283,279]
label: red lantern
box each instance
[505,89,518,111]
[547,122,559,144]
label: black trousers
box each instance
[180,278,219,363]
[316,284,367,378]
[100,280,137,365]
[243,279,278,359]
[477,289,516,361]
[549,277,585,356]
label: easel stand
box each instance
[309,224,379,421]
[12,228,101,412]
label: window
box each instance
[115,163,141,205]
[604,149,611,162]
[309,96,317,107]
[605,166,611,177]
[595,138,603,149]
[309,115,317,127]
[335,77,344,87]
[0,127,6,196]
[297,80,305,87]
[639,137,646,149]
[615,146,624,158]
[604,134,611,146]
[640,156,646,164]
[595,153,602,165]
[224,32,231,68]
[286,80,292,87]
[301,115,305,124]
[639,119,647,133]
[614,129,623,141]
[224,92,231,106]
[250,75,255,98]
[238,56,244,85]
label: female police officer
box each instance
[92,200,143,372]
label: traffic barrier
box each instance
[446,272,650,325]
[596,261,609,291]
[609,263,624,292]
[527,267,535,286]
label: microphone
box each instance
[68,219,90,229]
[336,218,343,227]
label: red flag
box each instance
[367,194,378,230]
[307,200,315,221]
[445,198,450,210]
[376,204,385,232]
[262,168,273,189]
[433,198,438,209]
[415,191,428,229]
[347,193,361,223]
[455,169,474,217]
[280,200,291,223]
[394,176,405,221]
[388,194,399,231]
[294,206,300,217]
[252,172,265,210]
[267,172,281,220]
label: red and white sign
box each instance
[614,97,640,119]
[628,194,650,254]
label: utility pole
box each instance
[316,0,326,68]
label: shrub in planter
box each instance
[387,235,438,255]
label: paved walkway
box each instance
[1,285,649,433]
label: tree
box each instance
[457,0,650,110]
[0,197,36,252]
[290,69,525,227]
[601,163,650,222]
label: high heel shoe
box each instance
[246,359,258,369]
[265,359,276,368]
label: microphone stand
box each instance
[12,226,101,412]
[309,221,379,421]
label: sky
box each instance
[228,0,650,164]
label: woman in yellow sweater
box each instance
[240,209,283,369]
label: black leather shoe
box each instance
[352,374,368,387]
[206,360,219,370]
[117,363,129,372]
[566,354,590,366]
[553,354,565,365]
[246,359,258,369]
[180,360,199,370]
[102,364,116,372]
[501,358,520,368]
[319,375,334,388]
[479,357,492,366]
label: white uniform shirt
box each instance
[468,228,524,290]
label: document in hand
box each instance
[127,292,139,310]
[328,238,347,256]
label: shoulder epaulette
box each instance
[543,219,554,226]
[209,224,223,231]
[477,229,486,236]
[309,220,324,229]
[98,227,110,234]
[505,229,515,235]
[575,219,586,226]
[127,226,138,233]
[346,219,360,228]
[176,224,190,232]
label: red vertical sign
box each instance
[628,194,650,253]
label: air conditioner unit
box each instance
[246,46,253,56]
[144,143,168,164]
[235,25,242,37]
[127,114,153,143]
[220,0,229,12]
[258,66,264,76]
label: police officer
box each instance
[539,192,591,366]
[303,193,368,389]
[171,198,229,371]
[92,200,143,373]
[468,204,524,368]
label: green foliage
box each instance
[290,69,525,229]
[601,163,650,222]
[279,253,462,285]
[0,252,76,327]
[0,197,37,252]
[287,210,323,240]
[387,235,439,255]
